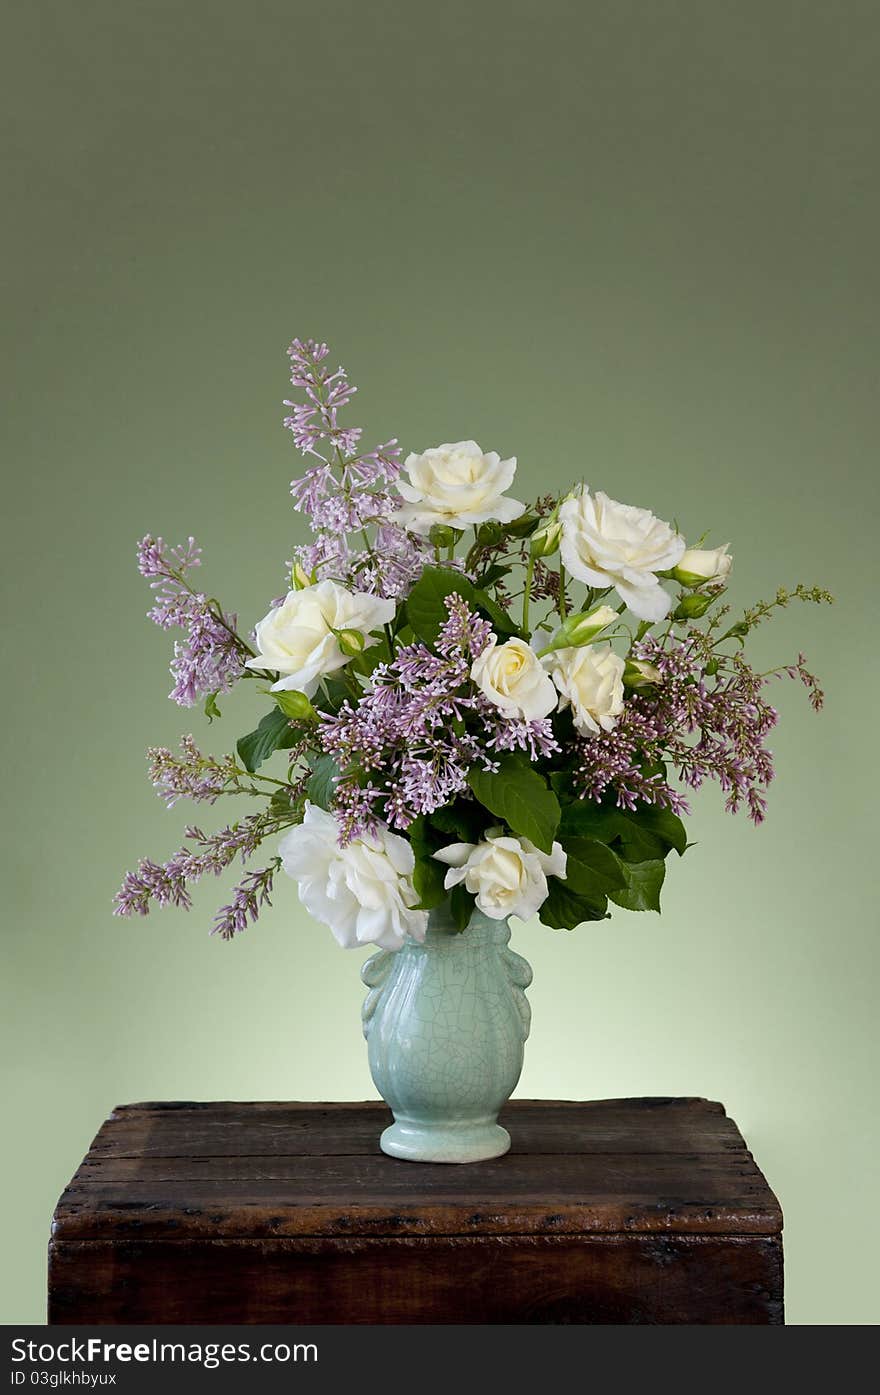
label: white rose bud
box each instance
[291,561,315,590]
[529,518,562,558]
[559,486,685,622]
[623,658,662,689]
[334,627,366,658]
[279,804,428,951]
[545,642,626,735]
[471,636,558,721]
[673,544,732,587]
[434,829,567,921]
[394,440,525,535]
[246,580,395,697]
[274,689,318,721]
[540,603,619,655]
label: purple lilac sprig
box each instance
[113,814,292,921]
[136,535,248,707]
[147,736,241,807]
[572,627,807,824]
[212,861,281,941]
[284,338,429,599]
[322,595,559,842]
[776,652,825,712]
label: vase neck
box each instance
[420,905,511,947]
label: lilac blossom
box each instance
[212,862,281,941]
[136,535,246,706]
[114,815,285,920]
[321,596,559,842]
[283,338,430,599]
[147,736,240,807]
[571,628,799,824]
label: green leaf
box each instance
[467,753,561,854]
[412,856,447,910]
[405,566,520,645]
[312,676,352,715]
[472,584,521,638]
[269,786,296,817]
[548,768,576,800]
[558,801,686,863]
[558,801,643,849]
[609,858,666,912]
[348,644,387,680]
[237,709,302,773]
[562,837,626,895]
[407,816,448,910]
[428,801,486,843]
[503,513,540,539]
[539,878,608,930]
[474,562,512,589]
[306,753,340,810]
[449,883,474,931]
[629,805,688,857]
[413,861,446,909]
[204,692,222,723]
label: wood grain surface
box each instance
[48,1098,784,1324]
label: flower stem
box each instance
[522,552,535,635]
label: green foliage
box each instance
[427,800,487,843]
[405,565,520,645]
[306,753,340,810]
[467,753,561,854]
[537,799,685,926]
[237,709,303,773]
[203,692,222,723]
[503,513,540,539]
[407,816,448,910]
[609,858,666,912]
[558,800,687,862]
[268,785,297,819]
[312,675,352,715]
[474,562,512,589]
[562,837,626,895]
[449,883,474,931]
[538,878,608,930]
[347,645,388,680]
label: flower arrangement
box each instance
[115,337,831,951]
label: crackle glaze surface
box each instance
[361,907,533,1163]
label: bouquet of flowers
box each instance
[115,337,831,950]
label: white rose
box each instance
[674,544,732,586]
[559,487,685,622]
[471,635,557,721]
[545,643,626,735]
[279,804,428,951]
[245,580,395,697]
[394,440,525,534]
[434,828,567,921]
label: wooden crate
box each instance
[49,1098,783,1324]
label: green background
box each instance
[2,0,877,1325]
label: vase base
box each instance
[379,1117,511,1164]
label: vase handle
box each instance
[500,946,533,1042]
[360,949,396,1039]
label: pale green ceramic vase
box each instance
[360,905,533,1163]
